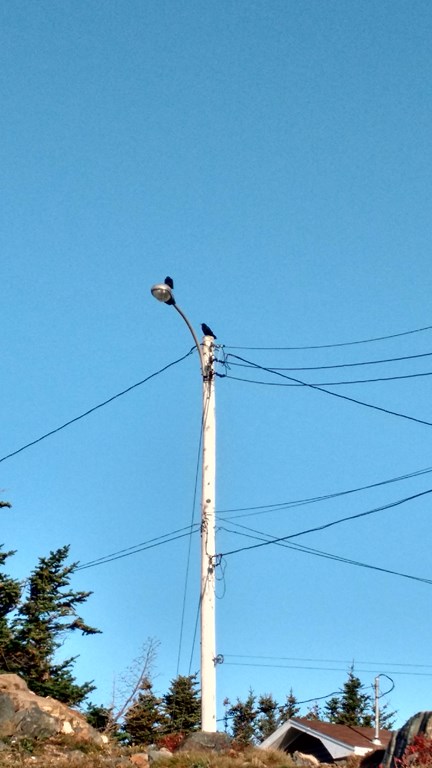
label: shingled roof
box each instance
[260,717,392,762]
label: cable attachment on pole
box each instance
[213,654,224,666]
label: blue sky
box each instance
[2,0,432,729]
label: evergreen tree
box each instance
[304,702,322,721]
[123,678,164,744]
[0,547,21,648]
[256,693,280,742]
[162,674,200,734]
[379,700,396,730]
[0,544,99,705]
[85,703,116,732]
[224,690,258,745]
[324,666,373,727]
[0,504,21,649]
[279,688,300,721]
[324,696,341,723]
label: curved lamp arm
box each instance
[150,282,205,376]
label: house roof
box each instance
[288,718,392,750]
[260,717,392,758]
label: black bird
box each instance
[165,276,174,289]
[201,323,217,339]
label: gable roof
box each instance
[290,718,392,750]
[260,717,392,760]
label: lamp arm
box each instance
[173,304,205,376]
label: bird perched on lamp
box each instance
[163,276,175,305]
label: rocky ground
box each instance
[0,738,310,768]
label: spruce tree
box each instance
[0,545,99,705]
[123,678,164,744]
[304,702,322,720]
[324,666,373,727]
[224,689,258,745]
[256,693,280,742]
[280,688,300,721]
[379,700,396,730]
[0,547,21,648]
[85,703,116,733]
[162,674,200,734]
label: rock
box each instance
[0,673,107,745]
[130,754,150,767]
[147,747,173,763]
[292,751,321,768]
[382,711,432,768]
[179,731,232,753]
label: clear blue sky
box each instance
[2,0,432,729]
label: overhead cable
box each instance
[221,522,432,585]
[225,354,432,428]
[217,463,432,517]
[223,323,432,351]
[227,350,432,371]
[0,348,195,465]
[223,369,432,387]
[222,661,432,677]
[76,524,199,571]
[223,653,432,669]
[220,487,432,558]
[177,408,205,677]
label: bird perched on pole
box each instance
[201,323,217,339]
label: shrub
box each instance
[396,734,432,768]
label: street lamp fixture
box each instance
[151,283,175,304]
[150,278,217,733]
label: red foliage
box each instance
[156,732,186,752]
[396,734,432,768]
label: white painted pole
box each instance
[200,335,217,733]
[150,282,217,733]
[373,675,381,745]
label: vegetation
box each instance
[122,677,164,744]
[0,541,99,706]
[223,666,395,745]
[120,672,201,745]
[0,504,396,747]
[323,665,395,729]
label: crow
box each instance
[165,276,174,289]
[201,323,217,339]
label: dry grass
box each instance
[0,741,298,768]
[143,747,297,768]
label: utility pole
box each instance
[200,334,217,733]
[151,280,218,733]
[373,675,381,745]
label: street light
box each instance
[151,279,217,733]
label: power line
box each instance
[0,348,195,465]
[217,463,432,518]
[177,403,205,676]
[220,487,432,558]
[227,350,432,371]
[221,522,432,585]
[223,369,432,387]
[222,661,432,677]
[223,323,432,351]
[223,653,432,669]
[76,525,199,571]
[226,353,432,428]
